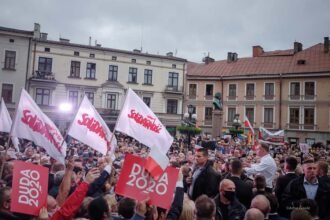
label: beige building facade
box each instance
[186,40,330,145]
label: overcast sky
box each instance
[1,0,329,62]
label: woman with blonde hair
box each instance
[179,196,195,220]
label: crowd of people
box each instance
[0,133,330,220]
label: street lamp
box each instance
[184,104,197,148]
[231,113,242,138]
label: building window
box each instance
[168,72,178,88]
[131,59,136,63]
[4,51,16,70]
[112,56,117,61]
[227,107,236,123]
[304,108,314,129]
[189,84,197,98]
[264,108,274,125]
[85,92,94,104]
[9,39,14,43]
[38,57,52,73]
[107,94,116,109]
[89,53,95,58]
[144,69,153,85]
[228,84,236,99]
[108,65,118,81]
[70,61,80,78]
[167,99,178,114]
[44,48,50,52]
[265,83,274,99]
[86,63,96,79]
[128,67,137,83]
[74,51,80,56]
[304,82,315,99]
[1,84,13,103]
[245,107,254,125]
[172,64,176,68]
[205,84,213,96]
[205,107,213,124]
[289,108,300,129]
[146,61,151,65]
[36,88,50,106]
[143,97,151,107]
[246,83,255,99]
[290,82,300,99]
[69,91,79,107]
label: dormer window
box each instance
[297,59,306,65]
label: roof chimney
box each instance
[166,52,173,57]
[252,45,264,57]
[294,41,303,53]
[33,23,41,39]
[227,52,233,62]
[59,38,70,43]
[203,56,215,64]
[40,33,48,40]
[324,37,329,53]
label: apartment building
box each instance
[1,24,187,134]
[186,39,330,145]
[0,26,33,113]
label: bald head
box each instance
[244,208,264,220]
[219,179,235,191]
[250,195,270,216]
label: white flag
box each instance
[10,89,66,164]
[115,88,173,178]
[67,96,117,155]
[0,98,19,151]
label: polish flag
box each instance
[0,98,19,151]
[244,115,255,135]
[10,89,66,164]
[67,96,117,155]
[115,88,173,179]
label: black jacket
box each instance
[275,172,298,216]
[213,194,246,220]
[281,175,330,219]
[190,161,221,201]
[227,175,253,209]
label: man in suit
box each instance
[281,157,330,219]
[187,147,221,201]
[275,156,298,216]
[227,158,253,208]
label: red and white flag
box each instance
[0,98,19,151]
[10,89,66,164]
[67,96,117,155]
[115,88,173,178]
[244,115,255,135]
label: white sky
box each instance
[1,0,329,62]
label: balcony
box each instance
[204,119,212,126]
[264,95,275,100]
[164,85,183,94]
[289,94,300,100]
[303,124,317,130]
[188,94,197,100]
[288,123,300,129]
[228,96,237,101]
[304,95,316,100]
[32,70,55,80]
[262,122,275,128]
[245,95,255,100]
[287,123,317,130]
[205,95,213,100]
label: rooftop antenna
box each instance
[89,36,92,46]
[140,25,144,52]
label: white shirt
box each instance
[244,154,277,188]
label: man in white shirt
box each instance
[244,142,277,192]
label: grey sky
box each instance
[1,0,329,62]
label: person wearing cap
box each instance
[281,157,330,219]
[186,147,221,201]
[243,142,277,193]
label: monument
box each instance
[212,92,223,138]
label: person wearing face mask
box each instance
[213,179,246,220]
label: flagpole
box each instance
[106,88,130,154]
[0,136,12,179]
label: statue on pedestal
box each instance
[213,92,223,111]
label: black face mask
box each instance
[223,190,235,202]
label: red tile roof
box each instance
[187,43,330,77]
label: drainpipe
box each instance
[221,75,223,101]
[25,37,32,91]
[181,63,186,121]
[30,39,37,93]
[279,73,282,129]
